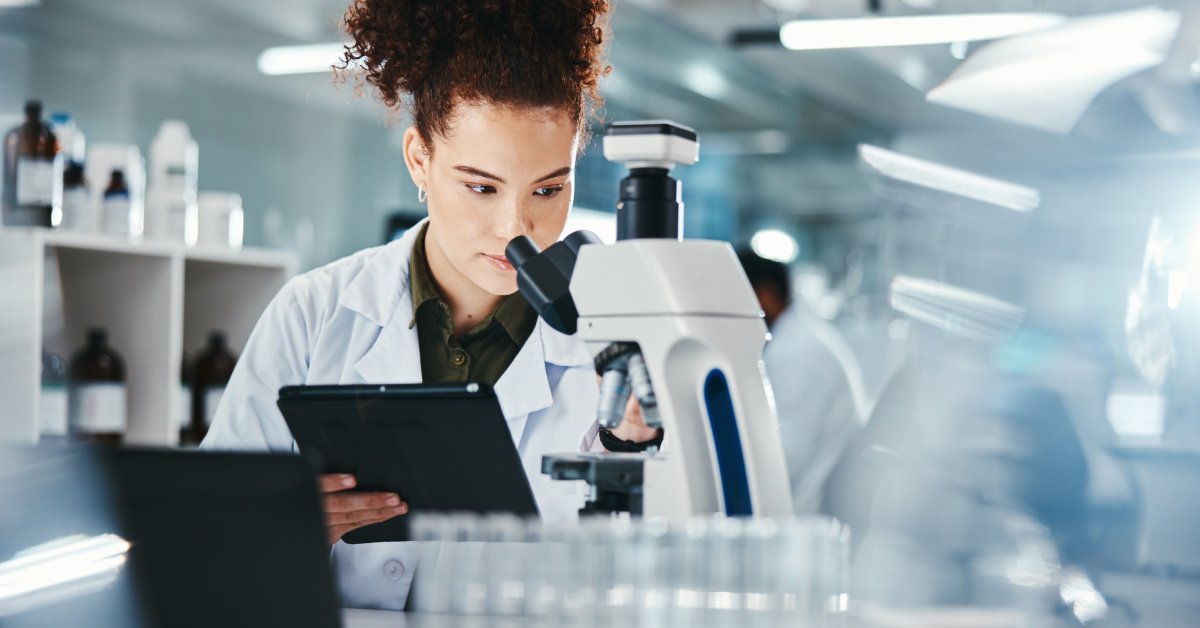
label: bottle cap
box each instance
[208,330,227,347]
[157,120,192,140]
[24,100,42,117]
[87,327,108,346]
[64,163,85,187]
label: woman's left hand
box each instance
[609,392,663,443]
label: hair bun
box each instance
[342,0,611,143]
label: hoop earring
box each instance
[418,186,427,203]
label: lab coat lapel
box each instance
[343,221,425,384]
[493,319,555,446]
[352,302,422,384]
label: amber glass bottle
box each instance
[190,331,237,444]
[2,100,62,227]
[68,328,127,446]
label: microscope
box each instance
[506,121,793,519]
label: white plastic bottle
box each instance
[197,192,244,250]
[48,111,86,168]
[146,120,199,243]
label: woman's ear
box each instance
[402,126,430,189]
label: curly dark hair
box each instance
[341,0,611,148]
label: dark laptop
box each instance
[0,445,341,628]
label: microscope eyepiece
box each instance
[504,235,540,268]
[602,121,698,241]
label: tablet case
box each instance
[277,383,540,543]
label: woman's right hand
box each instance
[319,474,408,547]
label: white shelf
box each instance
[0,227,297,446]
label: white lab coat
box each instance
[763,305,866,515]
[201,221,601,610]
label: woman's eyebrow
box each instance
[533,167,572,184]
[453,165,572,185]
[454,165,504,182]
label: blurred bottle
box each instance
[39,351,68,442]
[48,111,85,169]
[2,100,62,228]
[190,331,236,443]
[197,192,244,250]
[68,327,126,446]
[146,120,199,244]
[86,143,145,237]
[59,163,92,231]
[102,169,133,236]
[178,352,193,446]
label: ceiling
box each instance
[3,0,1198,225]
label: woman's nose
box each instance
[494,201,529,241]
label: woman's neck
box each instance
[423,231,504,338]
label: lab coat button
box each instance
[383,559,405,580]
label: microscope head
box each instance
[603,121,699,172]
[603,121,699,241]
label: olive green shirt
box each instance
[409,224,538,387]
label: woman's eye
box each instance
[466,184,496,195]
[534,186,563,198]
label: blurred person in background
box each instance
[737,249,866,514]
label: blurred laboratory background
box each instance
[3,0,1200,626]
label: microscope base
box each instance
[541,452,646,516]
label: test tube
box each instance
[409,513,451,614]
[449,514,489,615]
[484,514,528,616]
[706,516,746,620]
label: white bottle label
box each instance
[60,188,94,231]
[39,385,69,437]
[16,157,55,205]
[204,386,225,427]
[178,384,192,430]
[68,383,127,434]
[103,198,131,235]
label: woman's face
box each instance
[404,101,578,297]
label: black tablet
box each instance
[276,382,540,544]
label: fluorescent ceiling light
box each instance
[890,275,1025,342]
[0,0,40,7]
[751,229,799,263]
[780,13,1066,50]
[859,144,1039,212]
[683,63,728,100]
[927,8,1180,134]
[258,43,349,76]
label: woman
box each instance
[202,0,660,610]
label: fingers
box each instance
[325,504,408,526]
[623,393,645,426]
[326,491,404,513]
[319,474,357,493]
[325,501,408,546]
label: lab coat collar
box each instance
[338,218,425,329]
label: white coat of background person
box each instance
[737,251,867,514]
[200,0,659,610]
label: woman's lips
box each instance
[483,253,514,271]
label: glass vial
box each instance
[68,327,127,446]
